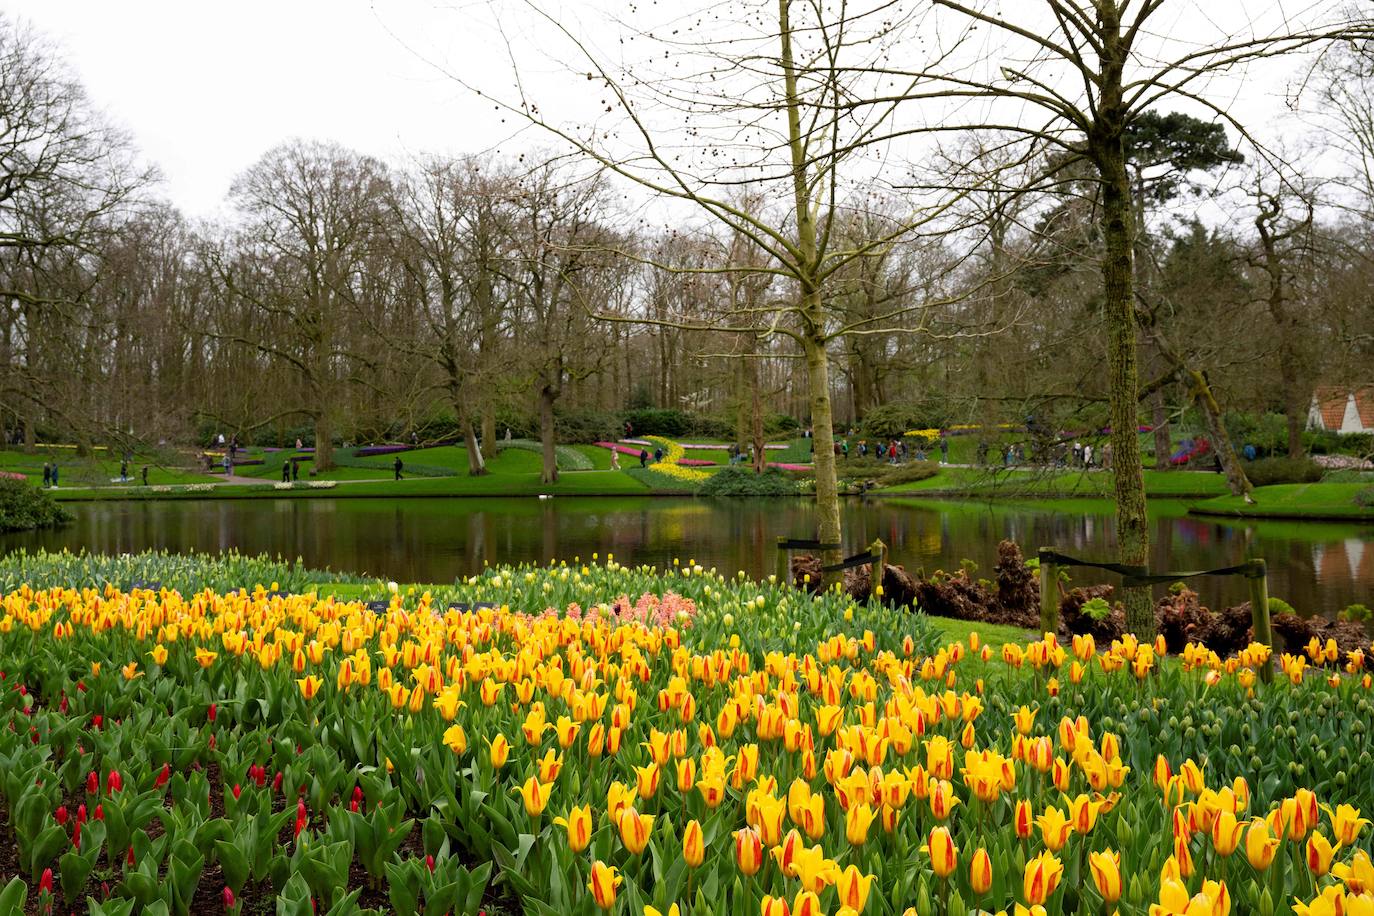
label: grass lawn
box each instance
[52,469,652,501]
[0,447,218,487]
[1190,482,1374,521]
[878,465,1231,500]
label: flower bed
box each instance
[0,553,1372,915]
[623,440,787,451]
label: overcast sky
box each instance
[4,0,1337,222]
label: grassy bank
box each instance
[1189,481,1374,521]
[50,469,652,501]
[876,465,1232,499]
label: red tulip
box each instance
[231,784,242,800]
[92,714,102,729]
[208,703,217,722]
[76,804,87,824]
[273,771,283,792]
[86,771,98,794]
[155,764,170,788]
[222,887,235,910]
[127,846,135,867]
[54,806,68,826]
[107,770,122,793]
[426,855,436,873]
[95,804,104,820]
[38,868,53,894]
[73,821,82,849]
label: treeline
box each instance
[1,12,1372,483]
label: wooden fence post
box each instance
[1038,548,1058,636]
[1247,558,1273,683]
[870,538,887,599]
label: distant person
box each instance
[1243,443,1256,461]
[292,460,300,481]
[624,421,633,438]
[639,449,648,468]
[653,447,663,463]
[141,466,149,486]
[748,443,756,465]
[50,465,59,487]
[1084,444,1093,467]
[281,461,291,483]
[42,462,51,488]
[120,458,129,483]
[216,433,225,447]
[222,454,232,477]
[841,440,849,460]
[1102,442,1112,468]
[610,449,620,470]
[939,436,949,463]
[393,456,404,480]
[296,437,303,450]
[411,430,419,446]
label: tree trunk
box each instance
[464,420,487,476]
[314,414,334,472]
[538,386,558,484]
[1281,361,1305,458]
[22,416,33,452]
[1185,368,1253,501]
[751,349,767,475]
[804,329,842,574]
[1095,128,1153,635]
[1151,386,1172,471]
[481,412,497,461]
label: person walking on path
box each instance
[939,435,949,463]
[141,466,149,487]
[639,449,648,468]
[292,460,300,481]
[281,461,291,483]
[42,462,51,488]
[393,456,404,480]
[222,454,232,477]
[120,458,129,483]
[610,449,620,470]
[50,465,59,487]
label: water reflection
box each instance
[0,496,1368,616]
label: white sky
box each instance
[2,0,1342,221]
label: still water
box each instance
[2,496,1370,616]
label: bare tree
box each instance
[872,0,1373,631]
[214,141,391,472]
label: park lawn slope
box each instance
[877,466,1230,499]
[50,469,651,501]
[1189,482,1374,521]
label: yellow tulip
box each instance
[969,846,992,895]
[835,864,875,911]
[1023,850,1064,906]
[149,644,169,666]
[442,724,467,754]
[1246,818,1279,870]
[587,861,621,910]
[296,674,322,700]
[1088,849,1122,904]
[1307,829,1340,877]
[845,802,876,846]
[516,775,549,818]
[922,826,957,878]
[682,818,705,868]
[735,826,763,876]
[618,808,654,855]
[553,805,592,853]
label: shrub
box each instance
[1356,487,1374,509]
[698,465,799,498]
[874,461,941,487]
[621,408,691,437]
[1242,456,1324,486]
[1268,596,1296,616]
[554,408,620,445]
[1341,603,1371,623]
[1305,428,1374,458]
[764,413,800,435]
[0,479,70,533]
[857,404,942,441]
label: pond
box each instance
[3,496,1371,617]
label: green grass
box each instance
[51,469,652,501]
[878,466,1231,500]
[1190,482,1374,520]
[0,447,218,487]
